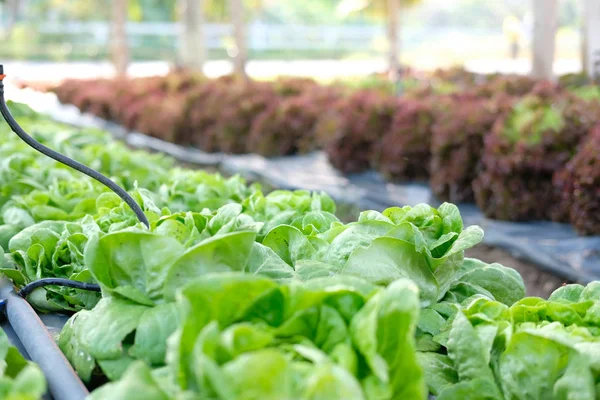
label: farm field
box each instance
[1,0,599,397]
[0,96,597,399]
[40,70,600,236]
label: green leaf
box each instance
[221,349,295,399]
[349,279,425,399]
[76,297,149,360]
[321,221,394,268]
[285,275,378,322]
[276,305,350,354]
[153,218,192,244]
[8,221,65,252]
[89,361,169,400]
[417,352,457,396]
[207,203,244,235]
[417,308,447,336]
[509,297,547,324]
[580,282,600,302]
[294,260,338,280]
[262,225,316,267]
[245,242,296,280]
[0,225,21,250]
[176,274,279,385]
[342,237,438,306]
[302,364,365,400]
[58,311,97,382]
[5,364,47,400]
[85,231,185,305]
[357,210,392,223]
[553,354,595,400]
[449,258,525,305]
[499,331,573,400]
[437,378,503,400]
[549,284,585,303]
[446,311,500,396]
[2,208,34,229]
[220,323,274,359]
[130,303,182,365]
[291,211,340,235]
[163,231,257,301]
[97,352,136,382]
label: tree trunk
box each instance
[178,0,205,72]
[229,0,248,78]
[531,0,557,80]
[110,0,129,77]
[583,0,600,80]
[387,0,400,85]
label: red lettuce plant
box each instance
[553,125,600,235]
[180,78,233,152]
[473,82,596,221]
[111,77,165,128]
[430,95,513,202]
[248,86,340,157]
[431,66,482,88]
[53,79,87,105]
[210,81,279,154]
[133,92,189,143]
[324,90,397,173]
[61,79,116,120]
[471,74,539,98]
[271,76,318,97]
[372,98,435,181]
[110,73,199,130]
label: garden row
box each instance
[1,103,600,399]
[47,71,600,236]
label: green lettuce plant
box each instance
[85,273,425,400]
[418,282,600,399]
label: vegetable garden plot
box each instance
[4,83,600,399]
[37,72,600,236]
[12,84,598,283]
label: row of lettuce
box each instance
[1,104,600,399]
[44,70,600,235]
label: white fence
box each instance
[38,22,386,51]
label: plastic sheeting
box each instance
[9,86,600,283]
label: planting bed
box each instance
[9,84,600,282]
[39,71,600,236]
[2,76,600,399]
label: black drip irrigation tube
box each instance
[0,65,148,399]
[17,278,101,300]
[0,66,149,228]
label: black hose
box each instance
[17,278,101,299]
[0,65,149,227]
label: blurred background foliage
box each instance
[0,0,583,66]
[12,0,579,25]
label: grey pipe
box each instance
[0,279,89,400]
